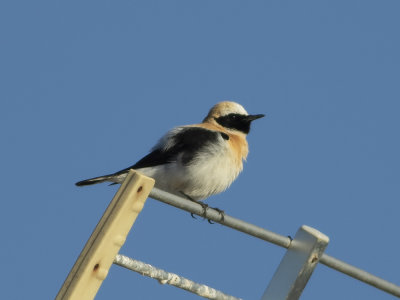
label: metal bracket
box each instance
[56,170,154,300]
[261,225,329,300]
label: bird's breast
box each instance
[140,125,250,200]
[178,132,248,199]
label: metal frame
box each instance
[149,187,400,298]
[56,171,400,300]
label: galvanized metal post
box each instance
[261,225,329,300]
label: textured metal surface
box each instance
[114,254,241,300]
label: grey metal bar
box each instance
[149,187,400,298]
[114,254,242,300]
[149,188,291,248]
[320,254,400,297]
[261,226,329,300]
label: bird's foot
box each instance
[180,191,209,220]
[199,202,209,218]
[190,202,209,219]
[188,202,209,219]
[179,191,224,223]
[213,207,225,222]
[206,207,225,224]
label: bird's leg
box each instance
[198,202,209,219]
[180,192,209,219]
[205,207,224,224]
[179,192,224,223]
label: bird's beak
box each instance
[246,114,265,122]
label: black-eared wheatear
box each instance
[76,101,264,203]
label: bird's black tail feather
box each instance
[75,175,112,186]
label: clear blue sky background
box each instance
[1,1,399,299]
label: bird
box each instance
[76,101,264,205]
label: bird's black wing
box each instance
[114,127,228,174]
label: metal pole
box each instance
[114,254,241,300]
[149,187,400,298]
[149,188,291,248]
[320,254,400,297]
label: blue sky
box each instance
[1,1,399,299]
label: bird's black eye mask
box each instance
[215,113,252,134]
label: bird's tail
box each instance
[75,175,113,186]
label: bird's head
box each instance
[203,101,265,134]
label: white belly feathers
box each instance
[138,137,243,201]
